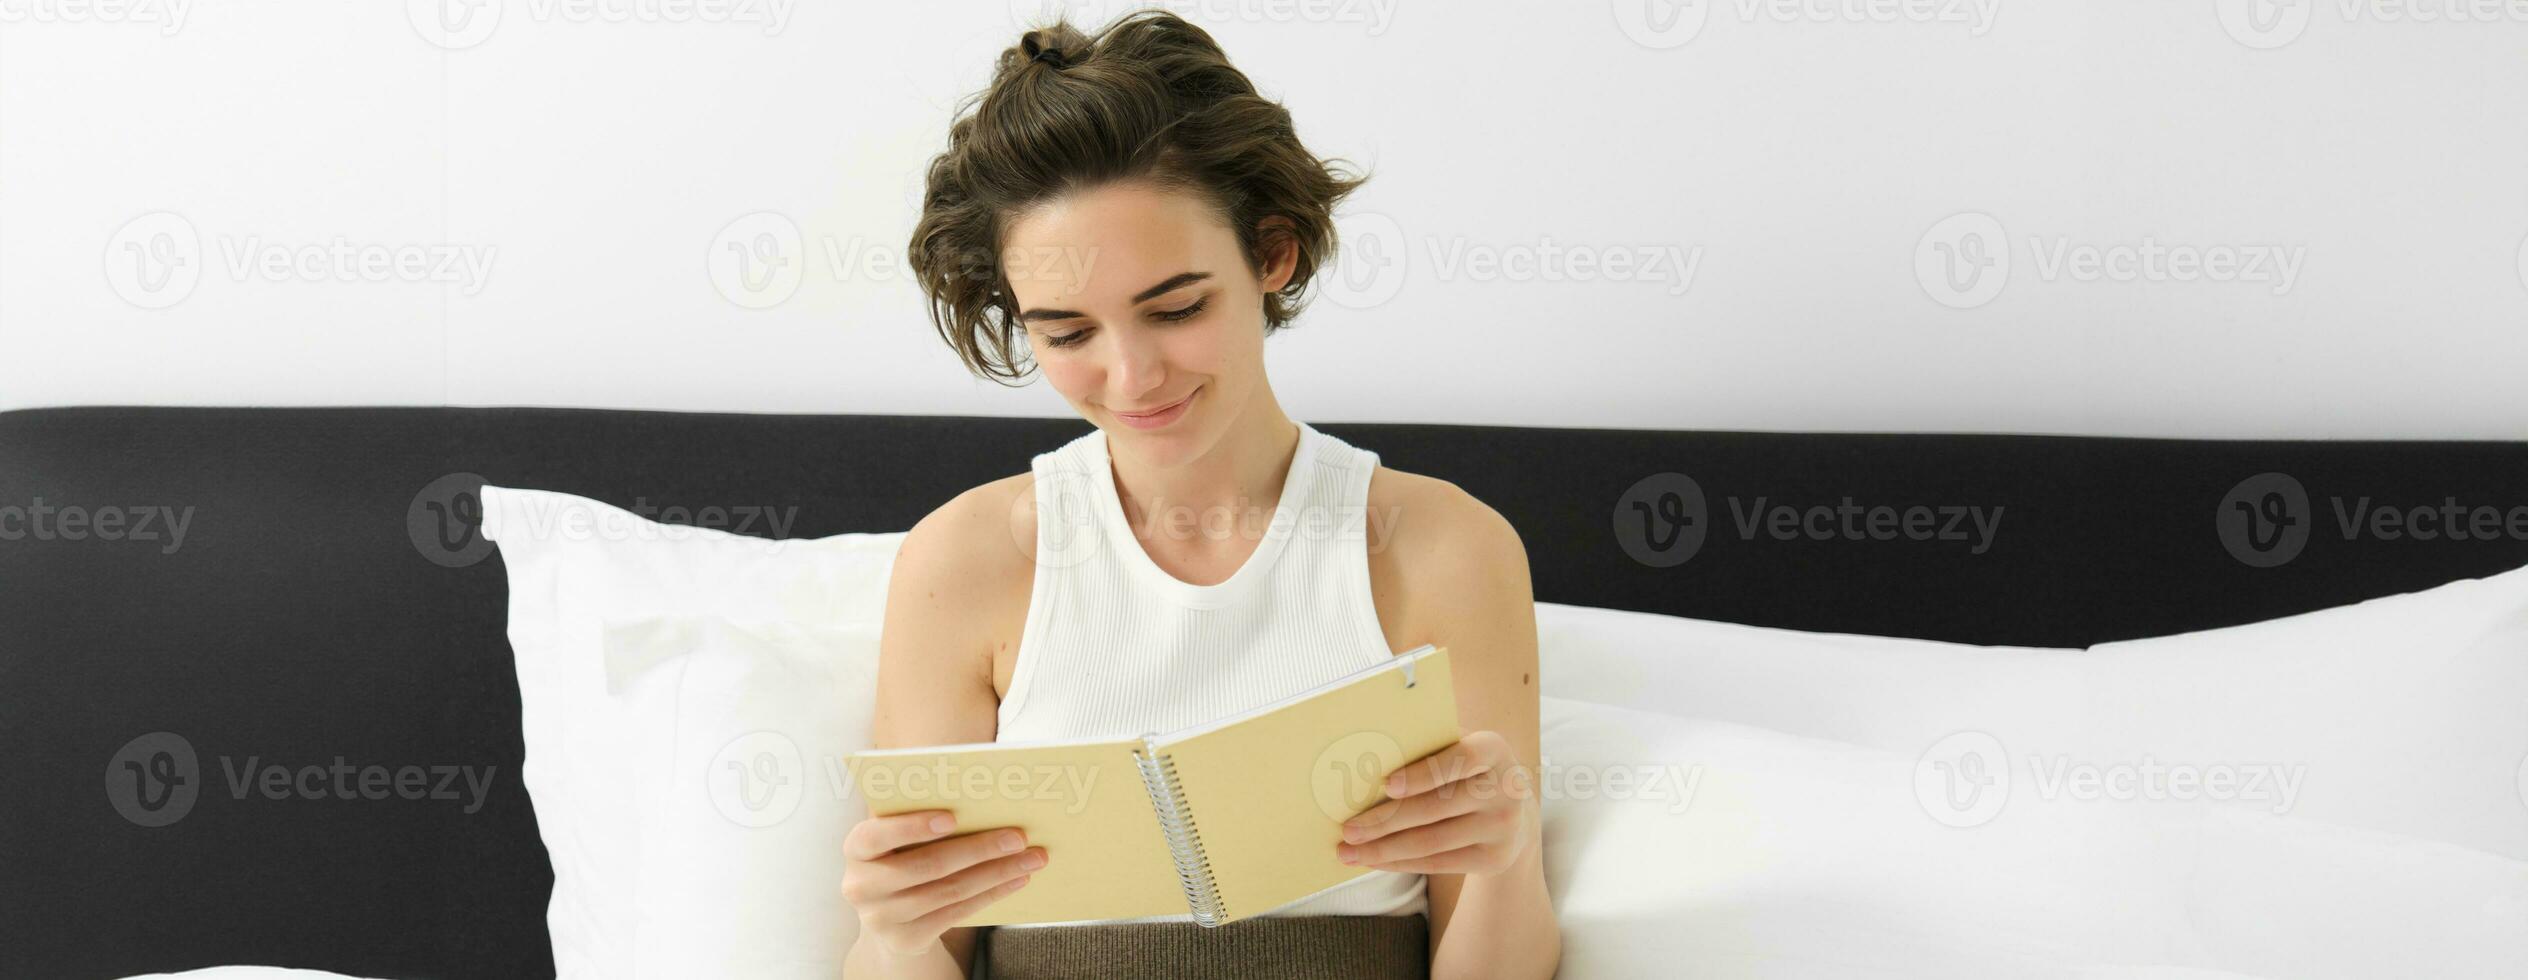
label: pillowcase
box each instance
[1536,696,2193,980]
[603,616,881,980]
[1535,600,2084,754]
[114,971,392,980]
[478,485,904,980]
[2076,563,2528,859]
[1537,560,2528,859]
[1533,696,2528,980]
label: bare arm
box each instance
[1352,487,1562,979]
[843,483,1033,980]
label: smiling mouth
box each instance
[1114,389,1196,418]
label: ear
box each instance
[1253,215,1300,294]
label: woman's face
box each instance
[1000,179,1294,463]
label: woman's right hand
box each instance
[841,809,1049,959]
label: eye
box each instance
[1045,328,1091,349]
[1151,297,1208,323]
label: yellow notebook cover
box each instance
[847,644,1458,928]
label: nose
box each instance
[1109,323,1168,401]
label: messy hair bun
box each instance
[907,9,1371,384]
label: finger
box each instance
[881,847,1048,923]
[901,868,1034,935]
[1360,841,1494,875]
[868,827,1030,894]
[1340,809,1492,866]
[1384,740,1492,800]
[844,809,959,862]
[1341,784,1480,843]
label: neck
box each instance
[1106,389,1300,547]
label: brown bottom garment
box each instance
[978,913,1430,980]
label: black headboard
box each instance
[6,406,2525,978]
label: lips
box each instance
[1110,386,1198,430]
[1114,390,1194,419]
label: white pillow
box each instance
[2175,807,2528,980]
[1537,696,2193,980]
[1538,560,2528,859]
[114,971,392,980]
[1536,600,2084,753]
[604,616,881,980]
[1534,696,2528,980]
[2077,564,2528,858]
[478,485,904,980]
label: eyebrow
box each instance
[1016,271,1212,323]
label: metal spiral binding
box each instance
[1133,734,1227,927]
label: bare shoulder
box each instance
[870,471,1038,748]
[1361,464,1532,653]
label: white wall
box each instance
[4,0,2525,438]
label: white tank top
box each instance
[994,419,1428,928]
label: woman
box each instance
[840,11,1560,979]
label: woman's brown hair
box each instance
[906,9,1370,384]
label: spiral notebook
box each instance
[846,644,1457,928]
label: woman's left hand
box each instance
[1336,729,1537,877]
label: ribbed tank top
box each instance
[994,419,1428,929]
